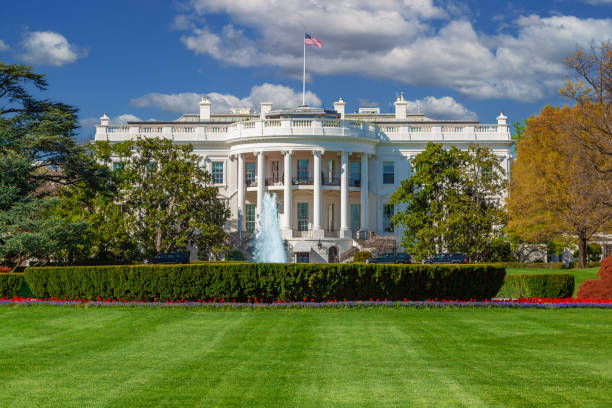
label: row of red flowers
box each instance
[1,296,611,305]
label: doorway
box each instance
[328,246,338,263]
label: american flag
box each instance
[304,33,322,48]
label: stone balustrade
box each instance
[95,119,511,143]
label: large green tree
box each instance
[390,143,507,262]
[0,62,104,269]
[61,138,231,261]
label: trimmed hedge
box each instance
[496,262,565,269]
[496,274,574,299]
[24,263,505,302]
[0,273,32,298]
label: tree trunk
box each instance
[577,236,588,269]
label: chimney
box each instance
[199,96,211,121]
[333,97,346,119]
[100,113,110,126]
[394,92,407,120]
[260,102,272,119]
[497,112,508,133]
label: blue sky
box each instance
[1,0,611,141]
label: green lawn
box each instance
[1,307,610,407]
[506,267,599,297]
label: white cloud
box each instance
[583,0,612,4]
[20,31,85,67]
[0,40,9,52]
[130,83,321,113]
[111,114,142,124]
[405,96,478,120]
[177,1,612,101]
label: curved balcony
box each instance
[225,119,380,142]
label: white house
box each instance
[95,94,514,263]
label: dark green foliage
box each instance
[226,250,246,261]
[390,143,507,262]
[496,274,574,299]
[24,263,505,302]
[0,273,32,297]
[353,251,372,263]
[0,62,106,269]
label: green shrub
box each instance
[587,262,601,268]
[226,250,246,262]
[24,263,505,302]
[496,274,574,299]
[487,262,565,269]
[0,273,32,298]
[353,251,372,263]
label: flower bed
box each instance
[1,296,610,309]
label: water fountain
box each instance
[253,192,287,263]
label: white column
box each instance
[340,151,350,238]
[281,151,292,238]
[256,151,265,218]
[237,153,245,232]
[359,153,368,236]
[312,150,323,238]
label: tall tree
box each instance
[561,42,612,207]
[390,143,507,262]
[0,62,104,269]
[100,138,230,260]
[506,105,612,268]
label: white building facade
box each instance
[95,94,513,263]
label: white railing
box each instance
[140,127,162,133]
[292,119,311,127]
[107,126,128,133]
[97,120,510,142]
[173,127,194,133]
[476,125,498,132]
[265,120,281,127]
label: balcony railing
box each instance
[265,177,284,186]
[323,177,340,186]
[292,177,313,185]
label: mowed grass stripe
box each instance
[0,307,610,408]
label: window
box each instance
[246,204,256,233]
[212,161,224,184]
[297,159,309,183]
[383,203,394,232]
[383,161,394,184]
[327,160,335,184]
[295,253,309,263]
[272,160,280,183]
[351,204,361,231]
[297,202,308,231]
[246,162,256,186]
[112,162,123,171]
[327,203,335,231]
[350,161,361,187]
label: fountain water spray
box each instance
[253,192,287,263]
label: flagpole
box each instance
[302,36,306,106]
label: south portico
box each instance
[230,141,374,261]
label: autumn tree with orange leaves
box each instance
[506,105,612,268]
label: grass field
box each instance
[506,267,599,297]
[1,307,610,407]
